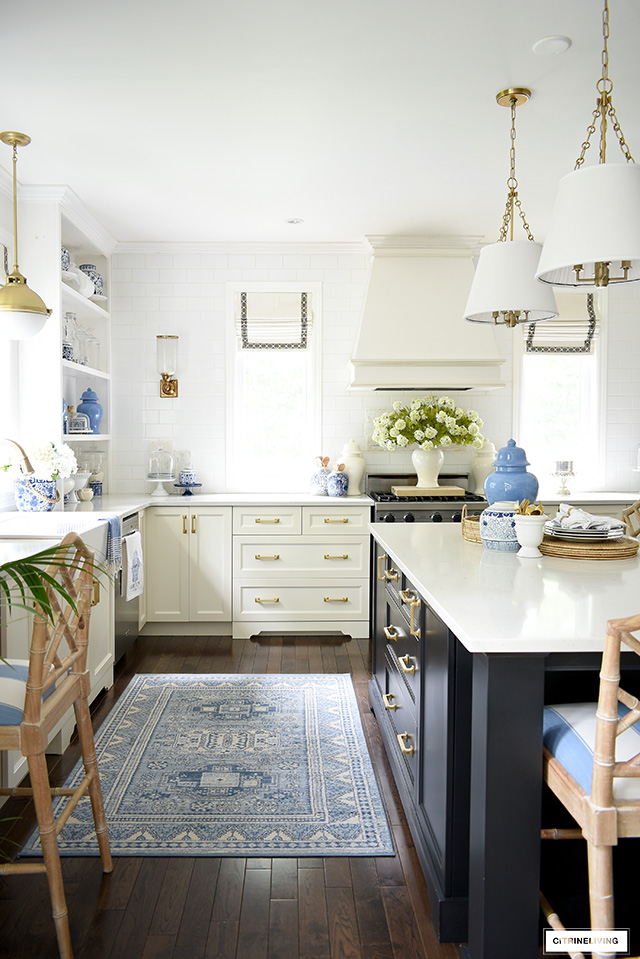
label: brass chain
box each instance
[574,0,635,169]
[498,96,535,243]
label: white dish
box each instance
[75,268,95,298]
[89,293,108,304]
[544,523,624,542]
[62,269,81,290]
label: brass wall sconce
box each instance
[157,334,178,397]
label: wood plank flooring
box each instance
[0,635,461,959]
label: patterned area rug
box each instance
[24,673,394,857]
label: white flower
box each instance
[395,418,406,430]
[409,410,421,423]
[468,422,480,436]
[414,429,425,441]
[420,439,434,450]
[392,401,403,411]
[472,436,484,449]
[386,440,396,450]
[424,426,437,439]
[445,416,456,430]
[436,410,447,423]
[389,427,400,438]
[31,442,77,480]
[397,434,409,447]
[440,435,453,447]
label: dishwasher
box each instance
[115,511,141,663]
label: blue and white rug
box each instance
[24,673,394,857]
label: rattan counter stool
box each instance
[622,499,640,538]
[541,613,640,959]
[0,532,112,959]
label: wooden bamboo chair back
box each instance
[622,499,640,538]
[0,532,112,959]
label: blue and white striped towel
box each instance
[98,514,122,575]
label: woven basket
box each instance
[461,503,483,544]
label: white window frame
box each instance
[512,291,608,491]
[225,281,322,492]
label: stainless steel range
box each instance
[368,472,487,524]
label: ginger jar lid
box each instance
[80,387,99,403]
[493,438,530,470]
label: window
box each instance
[515,292,606,490]
[226,283,321,491]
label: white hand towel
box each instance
[123,530,144,600]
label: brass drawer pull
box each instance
[384,568,399,582]
[324,596,348,603]
[255,597,279,603]
[400,589,421,638]
[182,514,188,534]
[383,625,399,642]
[398,654,416,676]
[191,514,196,534]
[255,517,280,524]
[399,589,415,604]
[324,554,348,560]
[377,553,388,582]
[255,554,280,560]
[397,732,414,756]
[324,517,348,524]
[92,580,100,607]
[383,693,398,711]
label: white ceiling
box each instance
[5,0,640,245]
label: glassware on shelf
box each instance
[147,445,175,497]
[62,312,77,362]
[85,328,101,369]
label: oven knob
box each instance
[452,511,462,523]
[403,512,415,523]
[431,512,443,523]
[383,512,396,523]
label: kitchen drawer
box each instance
[385,654,419,785]
[234,535,370,578]
[232,506,301,535]
[233,580,369,621]
[382,600,421,705]
[302,505,371,535]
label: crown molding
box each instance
[365,234,485,256]
[19,184,118,254]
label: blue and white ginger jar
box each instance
[327,469,348,497]
[78,263,104,297]
[479,501,519,552]
[484,439,538,506]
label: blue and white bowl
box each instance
[480,501,519,552]
[78,263,104,297]
[15,477,59,512]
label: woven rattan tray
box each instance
[539,534,639,560]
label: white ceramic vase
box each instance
[411,446,444,488]
[514,514,549,558]
[340,440,365,496]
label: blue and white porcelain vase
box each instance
[77,388,103,434]
[14,477,60,512]
[484,439,539,506]
[78,263,104,296]
[327,466,349,497]
[479,501,519,552]
[310,456,331,495]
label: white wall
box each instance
[110,242,638,495]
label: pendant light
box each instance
[536,0,640,288]
[464,89,557,327]
[0,131,52,339]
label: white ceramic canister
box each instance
[340,439,365,496]
[470,440,497,496]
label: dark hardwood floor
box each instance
[0,634,461,959]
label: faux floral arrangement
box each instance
[30,442,78,480]
[372,395,484,451]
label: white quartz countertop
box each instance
[370,522,640,655]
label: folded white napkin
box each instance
[553,503,625,531]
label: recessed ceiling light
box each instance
[285,218,304,225]
[532,35,572,57]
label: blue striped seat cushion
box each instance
[0,660,57,726]
[543,702,640,800]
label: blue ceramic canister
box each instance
[483,439,539,506]
[327,467,349,497]
[78,263,104,296]
[77,387,103,434]
[310,456,331,495]
[479,501,519,552]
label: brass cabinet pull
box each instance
[182,514,188,534]
[255,554,280,560]
[384,568,399,582]
[377,553,388,582]
[324,596,348,603]
[397,732,415,756]
[324,517,348,524]
[324,554,348,560]
[383,693,398,711]
[191,514,196,534]
[398,654,416,676]
[255,517,280,524]
[91,580,100,607]
[383,625,399,642]
[400,589,421,638]
[255,597,279,603]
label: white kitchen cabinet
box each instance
[145,506,232,622]
[232,504,370,639]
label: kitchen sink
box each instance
[0,513,108,560]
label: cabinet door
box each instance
[87,574,113,695]
[145,507,190,621]
[189,507,232,621]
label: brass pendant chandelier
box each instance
[537,0,640,288]
[0,131,52,339]
[464,88,557,327]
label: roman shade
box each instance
[235,291,312,350]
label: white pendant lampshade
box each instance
[465,241,558,326]
[536,163,640,288]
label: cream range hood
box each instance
[347,238,505,391]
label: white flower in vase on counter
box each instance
[30,441,77,480]
[372,395,484,452]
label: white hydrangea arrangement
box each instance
[31,442,78,480]
[372,395,484,452]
